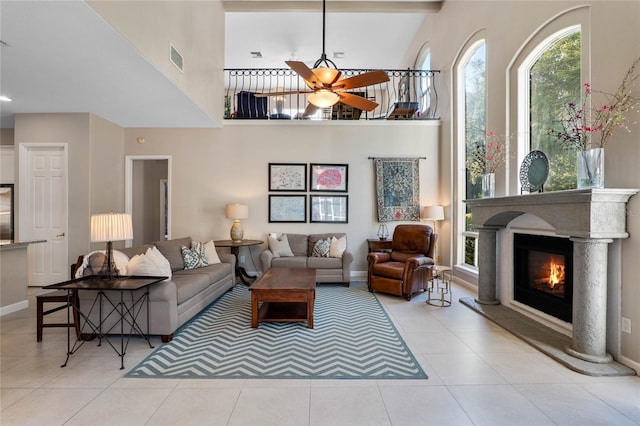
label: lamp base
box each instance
[97,241,120,280]
[230,220,244,243]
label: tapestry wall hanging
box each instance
[374,157,420,222]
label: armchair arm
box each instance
[367,252,391,264]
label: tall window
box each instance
[417,48,433,116]
[457,40,486,269]
[523,28,581,191]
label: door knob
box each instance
[56,232,65,237]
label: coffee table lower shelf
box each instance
[258,302,310,325]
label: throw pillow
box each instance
[311,238,331,257]
[75,249,130,278]
[329,235,347,258]
[267,234,294,258]
[196,240,221,265]
[144,246,172,278]
[127,247,172,279]
[181,244,208,270]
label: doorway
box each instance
[19,144,69,286]
[125,156,171,247]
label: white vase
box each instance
[577,148,604,189]
[482,173,495,198]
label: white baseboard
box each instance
[617,354,640,375]
[0,300,29,316]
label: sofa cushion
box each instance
[285,234,308,256]
[267,234,294,258]
[271,256,308,268]
[329,235,347,258]
[170,273,211,305]
[311,239,331,257]
[154,237,192,271]
[181,244,208,269]
[175,263,232,284]
[307,256,343,269]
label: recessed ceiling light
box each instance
[0,96,12,102]
[333,52,344,59]
[250,51,262,59]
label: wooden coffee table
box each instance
[250,268,316,329]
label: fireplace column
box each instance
[566,237,614,363]
[476,226,501,305]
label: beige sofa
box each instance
[259,233,353,286]
[76,236,235,342]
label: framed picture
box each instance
[269,163,307,192]
[309,163,348,192]
[310,195,348,223]
[269,195,307,223]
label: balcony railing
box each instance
[224,68,440,121]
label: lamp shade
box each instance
[90,213,133,242]
[225,203,249,220]
[423,205,445,221]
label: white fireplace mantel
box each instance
[465,188,638,365]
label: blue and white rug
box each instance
[126,284,427,379]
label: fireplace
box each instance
[513,233,573,322]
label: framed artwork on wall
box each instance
[310,195,348,223]
[269,195,307,223]
[269,163,307,192]
[309,163,348,192]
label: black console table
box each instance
[44,275,167,369]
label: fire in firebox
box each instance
[531,254,566,296]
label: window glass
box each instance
[528,31,581,191]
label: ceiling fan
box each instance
[256,0,390,117]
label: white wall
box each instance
[401,0,640,366]
[124,121,441,273]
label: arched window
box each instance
[518,27,581,191]
[456,39,486,270]
[415,46,433,116]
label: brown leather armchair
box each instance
[367,224,436,300]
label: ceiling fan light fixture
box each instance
[308,90,340,108]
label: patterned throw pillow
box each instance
[181,244,208,269]
[311,238,331,257]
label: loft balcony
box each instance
[224,68,440,121]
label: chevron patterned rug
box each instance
[126,284,427,379]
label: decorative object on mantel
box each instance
[466,131,507,198]
[519,150,549,193]
[371,157,423,221]
[549,56,640,189]
[376,224,389,240]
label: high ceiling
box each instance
[0,1,440,129]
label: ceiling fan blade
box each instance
[303,103,320,118]
[285,61,320,85]
[333,70,390,90]
[254,90,313,97]
[338,93,379,112]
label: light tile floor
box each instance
[1,282,639,425]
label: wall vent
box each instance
[170,44,184,72]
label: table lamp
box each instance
[225,203,249,243]
[91,212,133,279]
[423,205,445,265]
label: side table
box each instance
[426,265,452,307]
[367,238,392,253]
[214,239,264,285]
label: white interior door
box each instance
[20,144,68,286]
